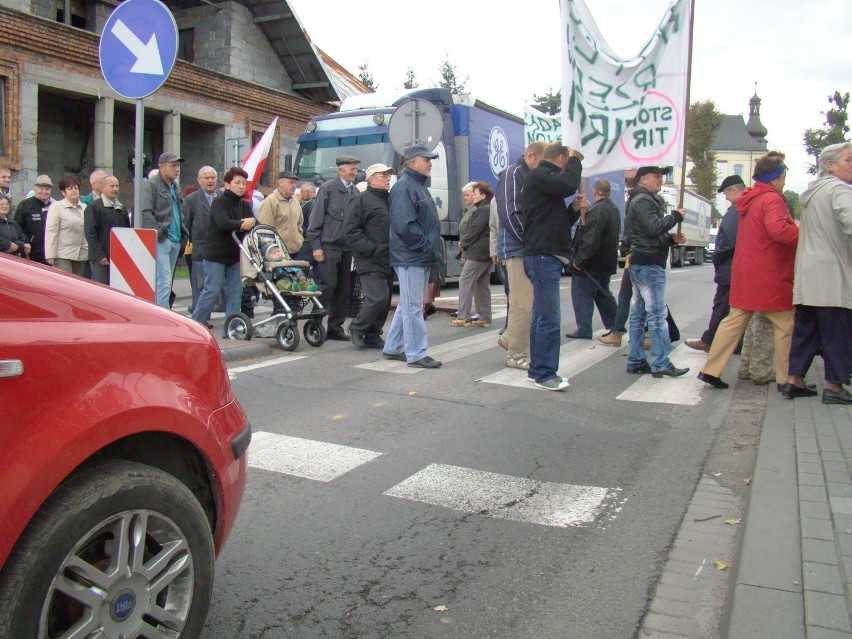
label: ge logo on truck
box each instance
[489,127,509,178]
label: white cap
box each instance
[365,163,394,180]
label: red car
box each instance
[0,255,250,638]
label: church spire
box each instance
[746,82,768,146]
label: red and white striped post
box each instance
[109,227,157,302]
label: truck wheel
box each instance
[0,460,215,639]
[676,247,685,268]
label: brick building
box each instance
[0,0,368,202]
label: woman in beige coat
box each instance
[45,174,88,275]
[783,142,852,404]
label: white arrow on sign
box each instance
[111,19,164,75]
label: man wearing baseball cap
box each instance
[14,175,54,264]
[306,154,361,340]
[686,174,746,353]
[139,151,188,308]
[624,165,687,378]
[383,145,443,368]
[344,163,394,349]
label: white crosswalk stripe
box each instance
[384,463,617,528]
[229,355,307,377]
[479,329,620,388]
[616,343,711,405]
[249,431,382,481]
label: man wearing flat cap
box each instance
[140,151,188,308]
[686,174,746,353]
[344,163,395,349]
[306,155,361,340]
[624,165,687,378]
[14,175,55,264]
[259,170,305,315]
[383,145,443,368]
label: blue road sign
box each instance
[99,0,178,100]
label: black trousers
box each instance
[701,282,730,345]
[315,250,352,332]
[348,268,393,337]
[789,305,852,385]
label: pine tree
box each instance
[531,89,562,115]
[435,55,468,94]
[403,67,419,90]
[357,61,377,91]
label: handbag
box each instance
[666,306,680,342]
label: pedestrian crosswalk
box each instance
[248,432,620,529]
[230,324,716,407]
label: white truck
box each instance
[659,187,712,267]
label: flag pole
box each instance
[676,0,696,233]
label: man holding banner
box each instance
[522,141,584,391]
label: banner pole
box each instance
[676,0,696,233]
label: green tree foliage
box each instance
[686,100,724,203]
[357,61,377,91]
[784,190,802,219]
[803,91,850,174]
[531,89,562,115]
[403,67,419,90]
[435,55,468,93]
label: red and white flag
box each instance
[241,116,278,200]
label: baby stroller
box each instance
[225,225,328,351]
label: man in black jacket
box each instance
[624,166,687,378]
[521,141,584,391]
[13,175,54,264]
[344,164,393,349]
[84,175,129,284]
[567,178,620,339]
[685,174,745,352]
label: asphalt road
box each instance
[202,264,735,639]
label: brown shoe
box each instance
[597,330,624,347]
[685,339,710,352]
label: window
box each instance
[0,78,5,157]
[734,164,744,177]
[0,62,20,165]
[178,29,194,63]
[55,9,86,29]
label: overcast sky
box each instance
[288,0,850,193]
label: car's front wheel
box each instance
[0,460,215,639]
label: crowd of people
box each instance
[2,140,849,401]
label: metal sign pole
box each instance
[133,98,144,228]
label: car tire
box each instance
[0,460,215,639]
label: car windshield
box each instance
[295,135,395,183]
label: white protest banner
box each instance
[560,0,691,173]
[524,105,562,145]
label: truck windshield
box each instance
[295,135,395,183]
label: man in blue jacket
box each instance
[383,145,443,369]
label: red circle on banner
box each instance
[619,90,681,164]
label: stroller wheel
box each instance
[225,312,254,341]
[303,320,326,347]
[276,321,300,352]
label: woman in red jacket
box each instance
[698,151,799,389]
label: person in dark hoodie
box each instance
[495,141,546,370]
[191,167,255,335]
[521,141,584,391]
[344,163,393,349]
[698,151,799,390]
[624,165,687,378]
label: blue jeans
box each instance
[156,239,181,308]
[627,264,672,372]
[384,265,428,362]
[192,260,242,336]
[571,273,616,337]
[524,255,564,383]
